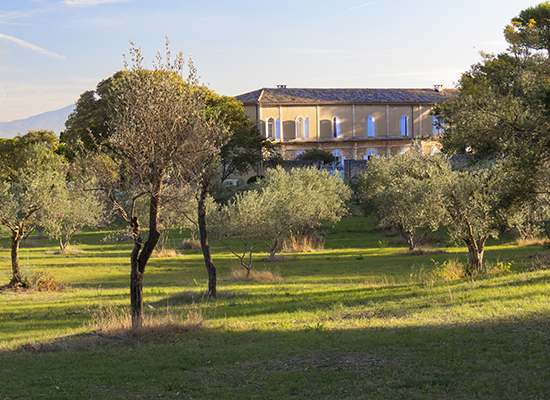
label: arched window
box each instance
[367,115,375,137]
[332,116,341,138]
[266,117,275,139]
[296,151,303,159]
[367,149,376,160]
[400,115,408,136]
[332,150,341,163]
[400,147,409,154]
[332,150,344,166]
[295,116,304,139]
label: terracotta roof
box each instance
[236,87,459,105]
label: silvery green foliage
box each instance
[359,150,447,251]
[209,166,351,270]
[0,143,67,284]
[37,168,109,251]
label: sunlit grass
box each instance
[1,218,550,398]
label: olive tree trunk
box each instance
[130,177,162,329]
[198,182,216,298]
[463,235,487,275]
[10,228,24,286]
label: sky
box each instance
[0,0,542,122]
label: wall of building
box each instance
[243,102,443,161]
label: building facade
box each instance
[236,86,458,164]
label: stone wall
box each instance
[343,160,369,180]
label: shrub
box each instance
[432,258,468,280]
[487,261,513,276]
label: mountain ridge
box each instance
[0,105,75,138]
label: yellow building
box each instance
[236,85,458,164]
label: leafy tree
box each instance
[507,2,550,55]
[95,41,226,328]
[358,151,446,250]
[61,73,126,152]
[296,148,337,164]
[206,94,275,182]
[0,141,67,287]
[210,166,351,273]
[38,166,109,252]
[438,161,513,273]
[433,3,550,215]
[62,58,271,300]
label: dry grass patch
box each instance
[516,237,550,246]
[531,252,550,270]
[47,245,86,255]
[0,270,66,293]
[88,304,203,337]
[179,238,202,250]
[151,248,182,258]
[282,235,324,253]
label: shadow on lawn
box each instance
[2,315,549,399]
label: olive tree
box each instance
[100,41,226,328]
[439,161,514,274]
[0,142,67,286]
[358,151,446,250]
[210,166,351,274]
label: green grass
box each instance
[1,218,550,399]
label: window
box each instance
[367,149,376,160]
[266,117,275,139]
[332,150,341,163]
[332,116,341,138]
[367,115,375,137]
[433,116,444,136]
[332,150,344,166]
[296,151,303,159]
[400,115,408,136]
[295,116,304,139]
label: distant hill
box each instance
[0,105,75,139]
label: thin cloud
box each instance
[0,11,32,25]
[0,34,66,59]
[64,0,132,6]
[346,0,387,11]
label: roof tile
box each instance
[236,87,459,105]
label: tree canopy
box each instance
[433,2,550,208]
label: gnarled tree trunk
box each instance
[463,235,487,275]
[130,176,163,329]
[198,181,216,298]
[10,227,24,286]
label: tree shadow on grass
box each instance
[1,316,549,400]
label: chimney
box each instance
[434,84,443,93]
[277,84,287,89]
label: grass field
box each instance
[1,217,549,399]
